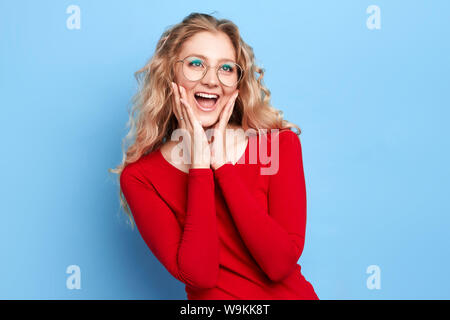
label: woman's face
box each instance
[173,31,239,128]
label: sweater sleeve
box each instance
[120,164,219,289]
[213,129,307,282]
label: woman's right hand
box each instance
[171,82,211,169]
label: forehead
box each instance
[178,31,236,62]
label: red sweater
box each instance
[120,128,319,300]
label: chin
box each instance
[199,117,219,128]
[193,108,220,129]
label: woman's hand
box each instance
[210,90,239,170]
[171,82,211,169]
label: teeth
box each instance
[195,92,218,99]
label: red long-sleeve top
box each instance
[120,128,319,300]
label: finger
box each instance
[177,85,191,128]
[218,91,239,130]
[225,90,239,122]
[171,82,181,119]
[179,97,193,130]
[179,86,198,129]
[171,82,186,129]
[177,85,192,131]
[179,86,210,162]
[174,84,193,157]
[215,92,235,130]
[182,98,202,131]
[178,85,190,131]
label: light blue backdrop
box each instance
[1,0,449,299]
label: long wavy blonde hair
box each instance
[109,12,302,228]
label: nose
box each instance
[201,66,220,86]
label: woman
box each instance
[112,12,319,300]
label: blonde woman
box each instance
[111,12,319,300]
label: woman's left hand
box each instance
[210,90,239,170]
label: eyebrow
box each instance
[183,53,236,63]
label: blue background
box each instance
[1,0,449,299]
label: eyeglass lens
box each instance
[181,56,242,86]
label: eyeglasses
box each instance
[175,55,244,87]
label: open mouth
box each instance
[194,92,219,111]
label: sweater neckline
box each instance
[156,136,250,175]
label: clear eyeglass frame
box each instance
[175,55,244,87]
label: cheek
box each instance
[174,75,194,93]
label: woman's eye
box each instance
[221,64,234,72]
[188,59,203,67]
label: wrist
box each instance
[211,160,230,170]
[191,163,210,169]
